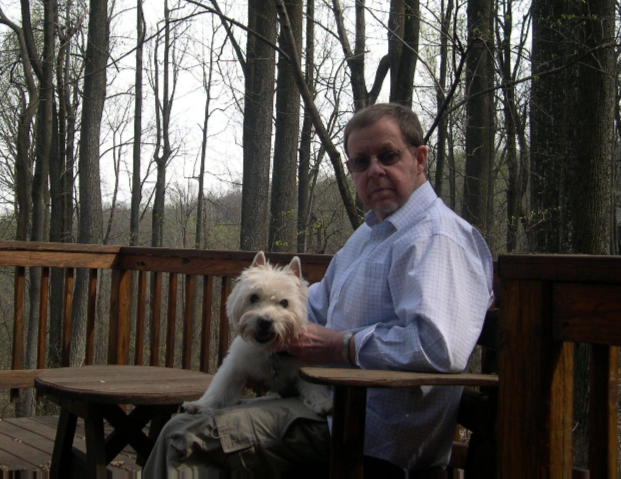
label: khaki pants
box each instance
[143,396,330,478]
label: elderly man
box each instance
[144,103,493,478]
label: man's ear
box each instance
[416,145,428,175]
[251,251,266,268]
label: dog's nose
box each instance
[257,318,272,331]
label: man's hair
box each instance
[343,103,425,156]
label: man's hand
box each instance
[283,323,345,365]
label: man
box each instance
[144,103,493,477]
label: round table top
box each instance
[35,365,213,405]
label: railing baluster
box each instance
[134,270,147,366]
[150,271,163,367]
[217,277,231,368]
[37,267,50,370]
[588,344,619,477]
[85,269,98,365]
[10,266,26,401]
[182,274,195,370]
[165,273,178,368]
[200,275,214,373]
[108,269,132,365]
[62,268,74,368]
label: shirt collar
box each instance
[364,181,437,230]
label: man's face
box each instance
[346,116,427,222]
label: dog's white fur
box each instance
[182,251,332,416]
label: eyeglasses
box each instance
[346,148,408,173]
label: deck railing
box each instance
[0,241,332,396]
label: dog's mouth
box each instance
[254,331,275,344]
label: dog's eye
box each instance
[279,299,288,308]
[250,294,260,304]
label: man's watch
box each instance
[342,332,353,364]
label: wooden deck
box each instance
[0,415,143,475]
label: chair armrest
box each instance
[299,367,498,388]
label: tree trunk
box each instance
[297,0,314,253]
[196,39,214,250]
[433,0,452,198]
[530,0,615,467]
[388,0,419,107]
[462,0,493,236]
[269,0,302,253]
[240,0,276,251]
[152,0,173,249]
[71,0,108,366]
[130,0,145,247]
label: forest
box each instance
[0,0,620,468]
[0,0,617,258]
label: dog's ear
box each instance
[251,251,266,268]
[288,256,302,279]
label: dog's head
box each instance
[226,251,309,350]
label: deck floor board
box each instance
[0,416,144,473]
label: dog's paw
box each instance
[181,400,213,415]
[304,396,333,416]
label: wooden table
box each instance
[35,365,212,478]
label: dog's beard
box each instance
[236,310,304,350]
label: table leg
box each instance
[83,405,107,479]
[137,404,178,466]
[51,408,78,479]
[331,385,367,479]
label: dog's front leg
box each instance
[182,338,248,414]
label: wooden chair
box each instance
[300,307,501,479]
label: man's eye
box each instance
[352,157,369,169]
[250,294,260,303]
[378,151,399,165]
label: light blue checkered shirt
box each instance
[307,181,494,470]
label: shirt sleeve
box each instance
[306,255,337,327]
[352,233,493,373]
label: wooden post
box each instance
[200,275,213,373]
[62,268,74,368]
[10,266,25,402]
[108,269,132,365]
[165,273,178,368]
[331,385,366,479]
[497,279,574,478]
[218,277,231,367]
[85,269,98,365]
[182,274,195,369]
[150,271,163,367]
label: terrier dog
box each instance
[182,251,332,416]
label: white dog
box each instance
[182,251,332,416]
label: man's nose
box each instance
[367,158,386,177]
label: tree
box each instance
[433,0,453,200]
[71,0,109,365]
[269,0,302,253]
[130,0,145,247]
[296,0,314,253]
[462,0,494,238]
[388,0,420,107]
[151,0,175,248]
[496,0,529,252]
[240,0,277,251]
[530,0,616,467]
